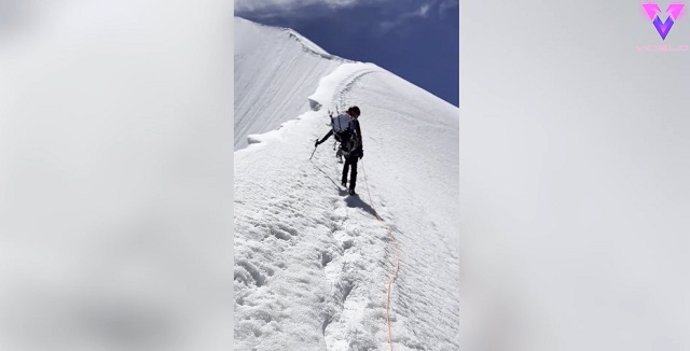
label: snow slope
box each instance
[234,18,459,350]
[234,17,345,150]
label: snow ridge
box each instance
[246,62,380,147]
[236,16,344,61]
[235,18,459,351]
[284,29,350,62]
[234,17,343,150]
[307,63,379,113]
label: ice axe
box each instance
[309,139,319,160]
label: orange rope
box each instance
[362,162,400,351]
[384,222,400,351]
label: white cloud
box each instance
[235,0,362,13]
[437,0,458,17]
[234,0,455,31]
[418,4,431,17]
[379,2,434,32]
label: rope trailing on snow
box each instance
[311,146,401,349]
[310,158,343,192]
[361,161,401,351]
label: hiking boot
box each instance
[348,188,357,196]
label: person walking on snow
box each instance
[315,106,363,196]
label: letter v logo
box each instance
[643,3,685,40]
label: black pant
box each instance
[342,155,358,190]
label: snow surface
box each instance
[234,17,346,150]
[234,17,459,350]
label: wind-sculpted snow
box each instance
[285,29,347,61]
[235,53,459,349]
[234,17,344,150]
[307,63,378,112]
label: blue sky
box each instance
[235,0,459,106]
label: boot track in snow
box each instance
[235,59,459,350]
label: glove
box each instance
[314,140,320,147]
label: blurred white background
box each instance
[0,1,233,350]
[462,0,690,350]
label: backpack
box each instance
[331,112,353,133]
[330,112,359,156]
